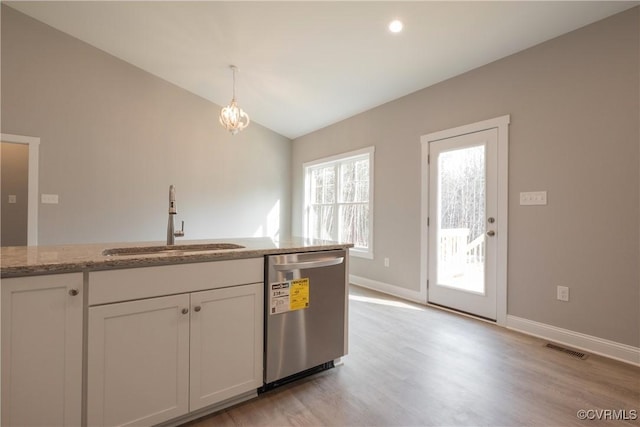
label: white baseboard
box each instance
[507,315,640,367]
[349,276,639,366]
[349,275,424,304]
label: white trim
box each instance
[349,275,423,304]
[349,247,373,260]
[507,315,640,367]
[348,278,640,366]
[303,146,374,169]
[422,116,510,143]
[420,115,509,325]
[1,133,39,245]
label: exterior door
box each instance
[428,128,498,320]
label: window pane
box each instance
[310,205,335,241]
[355,182,368,202]
[339,204,369,248]
[311,166,335,204]
[305,148,373,256]
[323,167,336,204]
[311,169,321,204]
[340,161,355,202]
[340,158,369,203]
[356,159,368,181]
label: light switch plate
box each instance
[41,194,59,204]
[520,191,547,205]
[8,195,17,204]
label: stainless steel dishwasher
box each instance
[263,249,348,389]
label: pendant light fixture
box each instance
[219,65,250,135]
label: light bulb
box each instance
[388,20,403,33]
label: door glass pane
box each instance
[437,145,485,293]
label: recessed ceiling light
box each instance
[388,19,403,33]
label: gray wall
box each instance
[292,8,640,347]
[1,142,29,246]
[1,5,291,245]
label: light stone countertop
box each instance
[0,237,353,278]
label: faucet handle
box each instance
[174,220,185,238]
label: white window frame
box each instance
[303,146,374,259]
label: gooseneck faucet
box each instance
[167,185,185,245]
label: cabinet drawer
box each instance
[89,258,263,305]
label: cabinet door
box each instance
[190,283,263,411]
[1,273,83,427]
[88,294,190,427]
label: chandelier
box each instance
[219,65,250,135]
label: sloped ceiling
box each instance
[6,1,638,139]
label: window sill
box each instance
[349,248,373,260]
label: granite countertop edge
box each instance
[1,237,354,279]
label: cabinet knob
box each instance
[68,289,79,296]
[181,308,189,315]
[194,306,201,312]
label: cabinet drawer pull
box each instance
[181,308,189,315]
[194,306,202,312]
[68,289,79,296]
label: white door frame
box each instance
[1,133,39,245]
[420,115,509,325]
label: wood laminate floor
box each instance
[185,285,639,426]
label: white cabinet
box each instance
[1,273,83,427]
[190,283,263,411]
[87,258,264,427]
[87,294,191,427]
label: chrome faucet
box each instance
[167,185,185,245]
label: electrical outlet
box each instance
[557,286,569,302]
[8,195,17,204]
[384,257,390,267]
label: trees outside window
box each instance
[304,147,374,259]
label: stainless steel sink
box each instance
[102,243,245,256]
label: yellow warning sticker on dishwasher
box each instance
[269,278,310,315]
[289,278,310,311]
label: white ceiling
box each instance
[6,1,638,139]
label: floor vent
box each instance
[545,343,589,360]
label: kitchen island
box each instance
[0,236,351,278]
[1,237,352,427]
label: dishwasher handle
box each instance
[272,257,344,271]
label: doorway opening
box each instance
[1,133,40,246]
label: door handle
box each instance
[486,230,496,237]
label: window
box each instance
[303,147,374,258]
